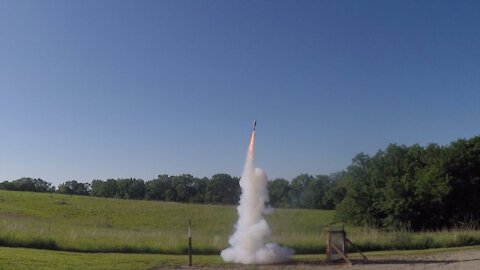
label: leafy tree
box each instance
[443,136,480,226]
[114,178,146,199]
[205,174,240,205]
[57,180,90,195]
[323,172,347,209]
[190,177,208,203]
[90,180,104,197]
[170,174,197,202]
[337,138,480,231]
[307,175,331,209]
[90,179,117,198]
[288,174,314,208]
[2,177,55,192]
[0,181,16,190]
[336,153,378,226]
[145,174,171,200]
[267,178,290,208]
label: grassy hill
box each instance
[1,190,479,255]
[0,190,334,254]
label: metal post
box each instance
[188,219,192,266]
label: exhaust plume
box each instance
[221,122,294,264]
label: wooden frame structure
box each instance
[326,225,368,266]
[326,225,350,265]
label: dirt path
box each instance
[168,248,480,269]
[344,249,480,270]
[279,249,480,270]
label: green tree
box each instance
[444,136,480,226]
[323,172,347,209]
[170,174,196,202]
[267,178,290,208]
[0,181,16,190]
[90,179,117,198]
[336,140,475,230]
[145,175,171,200]
[190,177,208,203]
[57,180,90,195]
[205,174,240,205]
[8,177,55,192]
[288,174,314,208]
[113,178,146,199]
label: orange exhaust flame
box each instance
[248,130,255,160]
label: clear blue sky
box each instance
[1,0,479,185]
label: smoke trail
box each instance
[221,126,294,264]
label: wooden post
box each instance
[331,243,352,266]
[188,219,192,266]
[327,225,332,260]
[346,238,369,261]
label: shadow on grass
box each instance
[0,238,58,250]
[0,236,222,255]
[1,236,479,257]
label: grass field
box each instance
[2,245,480,270]
[0,190,480,255]
[0,190,333,254]
[0,246,224,270]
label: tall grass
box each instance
[346,226,480,251]
[0,190,479,254]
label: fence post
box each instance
[188,219,192,266]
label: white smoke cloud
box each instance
[221,149,294,264]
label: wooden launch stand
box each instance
[326,225,368,266]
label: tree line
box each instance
[1,135,479,230]
[336,135,480,230]
[0,173,338,208]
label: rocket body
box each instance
[248,121,256,160]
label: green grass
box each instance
[0,246,224,270]
[0,190,333,254]
[345,226,480,252]
[1,245,480,270]
[0,190,480,255]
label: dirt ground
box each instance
[167,249,480,269]
[271,249,480,270]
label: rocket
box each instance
[247,120,256,160]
